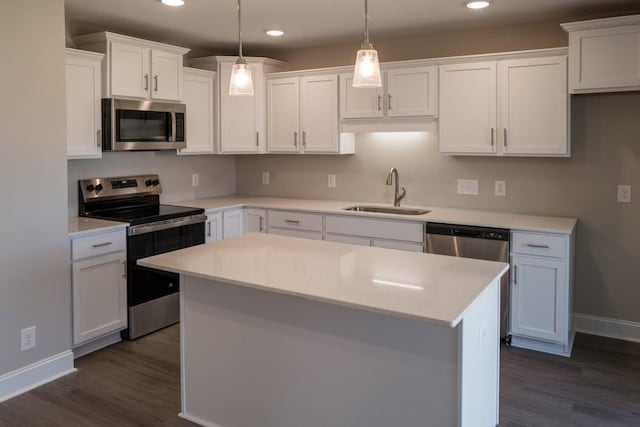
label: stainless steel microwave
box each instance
[102,98,186,151]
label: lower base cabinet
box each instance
[205,211,223,243]
[71,231,127,347]
[222,209,244,239]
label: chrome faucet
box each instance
[386,167,406,207]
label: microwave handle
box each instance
[170,112,176,142]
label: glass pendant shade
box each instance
[229,60,254,96]
[353,45,382,88]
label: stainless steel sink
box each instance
[344,206,431,215]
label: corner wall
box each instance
[0,0,72,377]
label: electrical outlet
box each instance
[617,185,631,203]
[328,174,336,188]
[21,326,36,351]
[495,180,506,197]
[261,171,270,185]
[191,173,199,187]
[457,179,479,195]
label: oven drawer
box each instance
[72,230,126,261]
[511,231,567,259]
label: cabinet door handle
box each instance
[256,131,260,147]
[284,219,300,224]
[377,94,382,111]
[302,131,307,147]
[97,129,101,148]
[207,221,212,237]
[513,265,517,286]
[153,75,159,92]
[388,94,392,110]
[144,74,149,91]
[525,243,550,249]
[491,128,495,147]
[122,260,127,279]
[503,128,508,148]
[92,242,113,248]
[294,131,298,147]
[259,217,264,232]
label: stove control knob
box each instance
[145,180,153,187]
[85,184,95,192]
[152,179,160,186]
[95,183,104,192]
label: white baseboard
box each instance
[574,313,640,343]
[0,350,76,403]
[178,412,224,427]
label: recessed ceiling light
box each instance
[465,0,491,9]
[161,0,184,6]
[265,30,284,37]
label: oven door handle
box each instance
[128,214,207,236]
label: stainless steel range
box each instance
[78,174,206,339]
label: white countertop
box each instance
[176,195,577,234]
[138,233,509,327]
[68,217,127,237]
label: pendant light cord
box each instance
[364,0,370,45]
[237,0,243,59]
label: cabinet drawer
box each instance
[511,231,567,259]
[373,239,424,253]
[325,233,371,247]
[268,227,323,241]
[267,210,323,232]
[72,230,126,261]
[325,215,424,243]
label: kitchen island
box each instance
[139,233,509,427]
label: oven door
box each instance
[127,221,204,306]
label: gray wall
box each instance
[237,31,640,323]
[68,153,235,215]
[0,0,71,374]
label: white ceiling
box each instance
[65,0,640,55]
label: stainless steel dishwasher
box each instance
[425,222,511,342]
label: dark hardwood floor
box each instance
[1,327,639,426]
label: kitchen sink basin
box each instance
[344,206,431,215]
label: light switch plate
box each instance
[262,171,270,185]
[328,174,336,188]
[617,185,631,203]
[191,173,199,187]
[495,180,506,197]
[457,179,479,195]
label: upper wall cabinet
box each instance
[66,48,104,159]
[267,74,354,155]
[188,56,286,154]
[439,53,569,157]
[340,66,437,119]
[178,67,216,155]
[73,32,189,102]
[562,15,640,94]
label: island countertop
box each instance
[138,233,508,327]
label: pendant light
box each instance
[229,0,254,96]
[353,0,382,88]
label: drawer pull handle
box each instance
[92,242,113,248]
[122,260,127,279]
[513,265,517,286]
[525,243,550,249]
[284,219,300,224]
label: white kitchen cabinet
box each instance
[325,234,371,247]
[65,48,104,159]
[187,56,286,154]
[562,15,640,93]
[499,56,568,156]
[266,210,323,240]
[73,32,189,101]
[267,74,354,154]
[439,54,569,157]
[179,68,216,155]
[372,239,424,252]
[70,228,127,347]
[509,230,574,357]
[439,61,497,155]
[244,208,266,233]
[269,228,323,240]
[205,211,223,243]
[222,209,244,239]
[340,66,437,119]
